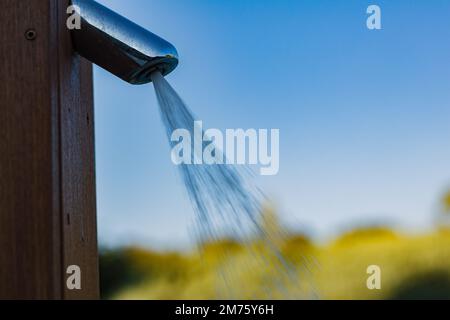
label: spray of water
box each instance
[151,71,263,240]
[151,71,317,299]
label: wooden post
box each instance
[0,0,99,299]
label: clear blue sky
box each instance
[94,0,450,249]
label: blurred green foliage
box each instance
[99,247,189,299]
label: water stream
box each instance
[151,71,316,299]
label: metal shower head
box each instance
[70,0,179,85]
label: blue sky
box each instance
[94,0,450,249]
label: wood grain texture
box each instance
[0,0,99,299]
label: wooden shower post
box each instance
[0,0,99,299]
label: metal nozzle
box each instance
[70,0,179,85]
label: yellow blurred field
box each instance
[100,227,450,300]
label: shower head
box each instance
[70,0,179,85]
